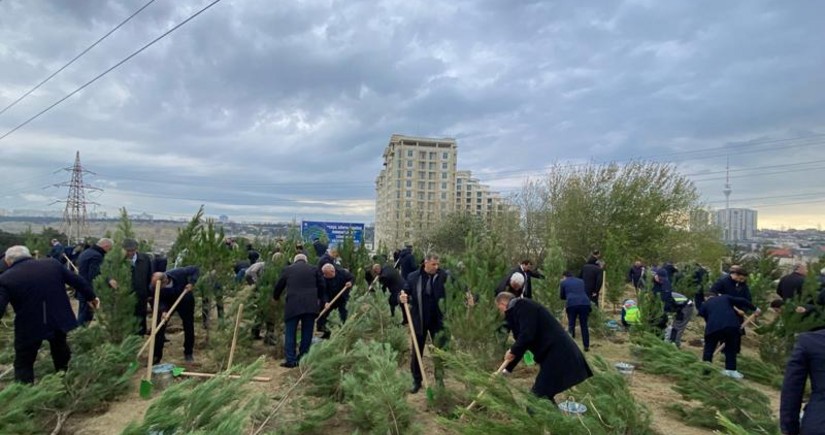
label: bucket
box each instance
[605,320,620,331]
[558,399,587,416]
[614,362,635,375]
[151,363,175,390]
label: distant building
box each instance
[714,208,758,243]
[374,134,504,250]
[219,214,229,223]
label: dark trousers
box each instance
[316,301,348,332]
[702,327,741,370]
[587,291,599,305]
[14,331,71,384]
[410,324,446,385]
[153,295,195,363]
[284,313,315,365]
[566,305,591,349]
[77,294,94,325]
[201,296,225,328]
[531,361,557,402]
[135,296,148,335]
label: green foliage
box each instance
[95,253,137,343]
[724,354,783,390]
[0,375,63,434]
[122,359,268,435]
[632,333,778,434]
[337,232,370,288]
[636,289,665,335]
[341,341,417,434]
[420,212,488,256]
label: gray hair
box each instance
[97,238,114,249]
[793,263,806,273]
[321,263,336,273]
[5,245,32,264]
[424,253,440,262]
[509,272,525,286]
[495,291,516,305]
[293,253,307,263]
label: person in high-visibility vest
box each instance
[664,292,694,348]
[621,299,642,328]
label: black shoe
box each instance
[409,382,422,394]
[584,347,590,352]
[280,361,298,369]
[321,330,331,339]
[152,356,161,365]
[184,354,194,363]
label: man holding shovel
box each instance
[698,291,760,379]
[317,263,353,339]
[273,254,326,368]
[149,266,199,364]
[399,253,449,394]
[371,263,405,318]
[496,291,592,405]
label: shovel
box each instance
[170,366,271,382]
[226,303,244,371]
[714,311,759,356]
[402,301,433,402]
[316,285,350,320]
[136,288,192,358]
[463,359,510,416]
[140,280,162,399]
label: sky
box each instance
[0,0,823,229]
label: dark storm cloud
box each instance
[0,0,823,226]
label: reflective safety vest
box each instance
[672,292,691,306]
[624,306,642,325]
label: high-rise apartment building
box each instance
[714,208,758,243]
[375,134,503,250]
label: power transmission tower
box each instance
[53,151,101,243]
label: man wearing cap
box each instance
[149,266,199,364]
[122,239,153,335]
[710,265,752,303]
[776,263,807,301]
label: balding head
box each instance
[509,272,525,290]
[322,263,336,278]
[97,238,114,252]
[293,253,307,263]
[4,245,31,266]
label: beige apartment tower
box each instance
[375,134,504,250]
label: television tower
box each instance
[723,155,732,211]
[53,151,101,243]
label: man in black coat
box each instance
[371,263,405,317]
[777,263,807,301]
[150,266,199,364]
[496,291,593,403]
[710,265,752,302]
[76,238,114,325]
[318,248,338,269]
[398,244,417,280]
[0,246,99,383]
[496,272,527,298]
[780,328,825,435]
[627,261,645,290]
[580,257,604,304]
[698,292,759,379]
[312,237,328,258]
[399,253,449,393]
[273,254,326,368]
[316,263,354,338]
[121,239,153,335]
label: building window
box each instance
[407,160,413,168]
[441,192,447,200]
[441,182,447,189]
[442,152,449,159]
[418,181,425,189]
[407,170,412,178]
[407,150,413,157]
[429,162,436,170]
[419,171,426,179]
[396,181,401,188]
[418,192,425,200]
[428,182,435,190]
[457,191,462,197]
[419,151,426,159]
[441,162,448,169]
[406,191,411,198]
[406,180,412,187]
[405,201,411,208]
[441,173,447,179]
[396,192,401,199]
[419,162,426,169]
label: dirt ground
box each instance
[45,302,781,435]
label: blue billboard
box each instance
[302,221,365,247]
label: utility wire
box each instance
[0,0,158,117]
[0,0,223,142]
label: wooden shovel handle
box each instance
[145,280,162,381]
[178,371,271,382]
[226,303,244,371]
[316,285,350,320]
[137,288,191,358]
[464,360,511,413]
[403,301,429,389]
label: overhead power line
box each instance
[0,0,158,117]
[0,0,224,142]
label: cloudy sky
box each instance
[0,0,823,229]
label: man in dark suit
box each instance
[76,238,114,325]
[316,263,354,338]
[496,291,592,403]
[0,246,99,383]
[122,239,153,335]
[399,253,450,392]
[312,237,328,258]
[781,327,825,435]
[371,263,405,317]
[698,291,760,379]
[777,263,807,301]
[273,254,326,368]
[580,256,604,304]
[500,259,544,299]
[150,266,199,364]
[398,243,417,280]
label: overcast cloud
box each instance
[0,0,823,228]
